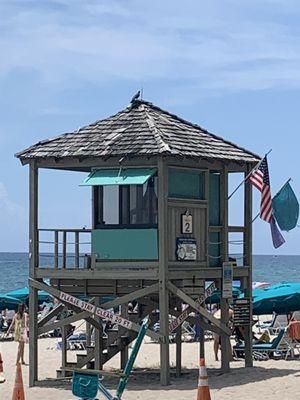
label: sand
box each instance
[0,337,299,399]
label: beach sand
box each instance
[0,337,299,399]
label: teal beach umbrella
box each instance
[0,294,22,310]
[252,282,300,315]
[206,286,241,304]
[5,287,52,303]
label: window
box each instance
[169,169,205,199]
[94,176,158,228]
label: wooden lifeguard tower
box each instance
[16,97,259,387]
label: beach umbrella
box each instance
[0,294,22,311]
[205,286,241,304]
[5,287,52,303]
[252,282,300,315]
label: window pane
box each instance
[129,178,158,225]
[103,186,119,224]
[169,169,204,199]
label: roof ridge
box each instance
[138,100,261,161]
[141,105,172,154]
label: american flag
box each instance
[249,156,273,222]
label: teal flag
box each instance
[272,182,299,231]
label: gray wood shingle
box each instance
[16,100,260,163]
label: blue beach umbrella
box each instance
[252,282,300,315]
[0,294,22,310]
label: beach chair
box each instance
[67,332,87,350]
[259,314,288,335]
[233,329,286,360]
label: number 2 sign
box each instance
[181,212,193,234]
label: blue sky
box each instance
[0,0,300,254]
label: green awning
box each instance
[81,168,157,186]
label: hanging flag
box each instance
[272,182,299,231]
[249,156,272,222]
[249,156,285,248]
[270,216,285,248]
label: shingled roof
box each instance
[16,100,260,164]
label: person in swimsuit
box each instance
[6,304,28,365]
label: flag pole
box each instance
[227,149,272,200]
[252,177,292,223]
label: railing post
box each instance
[54,231,59,269]
[75,231,80,268]
[62,231,67,269]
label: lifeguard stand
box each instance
[16,98,259,386]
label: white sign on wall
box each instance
[222,262,233,299]
[181,212,193,234]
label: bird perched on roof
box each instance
[130,90,141,103]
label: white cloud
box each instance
[0,1,300,96]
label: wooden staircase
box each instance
[57,306,159,378]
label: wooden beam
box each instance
[157,157,170,385]
[29,161,38,387]
[175,302,182,377]
[94,297,102,370]
[37,303,64,327]
[38,310,91,335]
[61,325,68,377]
[120,304,129,370]
[167,282,231,335]
[243,166,253,367]
[29,278,162,342]
[220,166,231,372]
[100,283,159,309]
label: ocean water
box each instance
[0,252,299,293]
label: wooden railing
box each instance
[38,228,91,269]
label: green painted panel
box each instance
[169,170,204,199]
[92,229,158,260]
[81,168,156,186]
[209,173,220,226]
[209,232,221,267]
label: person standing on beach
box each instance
[5,304,28,365]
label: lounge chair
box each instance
[67,332,87,350]
[258,314,288,335]
[233,329,286,360]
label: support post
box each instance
[86,322,92,347]
[244,165,253,367]
[94,297,102,370]
[220,166,231,372]
[120,304,129,370]
[61,325,67,376]
[198,316,205,359]
[175,302,182,377]
[158,157,170,385]
[29,161,38,387]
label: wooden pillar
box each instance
[220,166,231,372]
[198,316,205,359]
[29,161,38,387]
[94,297,102,370]
[61,325,67,376]
[175,302,182,377]
[120,304,129,370]
[244,166,253,367]
[86,322,92,347]
[158,157,170,385]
